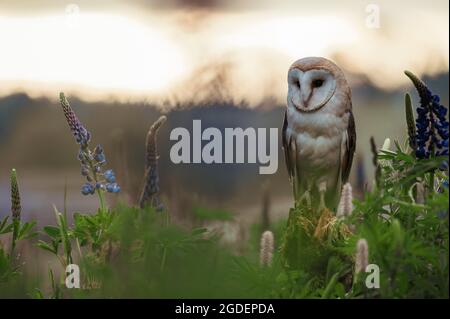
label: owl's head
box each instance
[287,57,349,113]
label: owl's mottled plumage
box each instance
[282,57,356,210]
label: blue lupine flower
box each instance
[437,210,448,219]
[94,153,106,163]
[104,169,116,183]
[81,183,95,195]
[60,93,120,197]
[105,183,113,192]
[94,145,103,154]
[93,145,106,162]
[95,182,105,191]
[440,160,449,171]
[106,183,120,193]
[405,71,449,160]
[444,180,449,188]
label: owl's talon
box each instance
[318,195,326,212]
[318,182,327,212]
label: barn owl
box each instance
[282,57,356,211]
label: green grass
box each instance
[0,150,448,298]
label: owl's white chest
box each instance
[286,107,347,172]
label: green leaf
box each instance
[0,217,12,235]
[18,221,37,240]
[43,226,61,239]
[379,149,398,157]
[191,227,208,236]
[54,205,72,264]
[36,240,57,255]
[30,288,45,299]
[321,272,340,299]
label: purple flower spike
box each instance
[404,71,449,161]
[59,92,91,147]
[59,93,120,200]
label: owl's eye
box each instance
[312,79,324,88]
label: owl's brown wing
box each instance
[282,111,294,180]
[341,110,356,184]
[283,111,302,199]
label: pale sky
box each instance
[0,0,448,104]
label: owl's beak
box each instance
[290,97,303,110]
[301,98,309,109]
[292,100,307,111]
[301,90,313,109]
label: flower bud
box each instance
[81,166,90,176]
[355,239,369,274]
[94,144,103,155]
[337,183,353,218]
[95,182,105,191]
[77,150,85,161]
[81,183,95,195]
[10,168,21,221]
[104,169,116,183]
[94,153,106,163]
[106,183,120,193]
[260,230,274,267]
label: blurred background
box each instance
[0,0,448,227]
